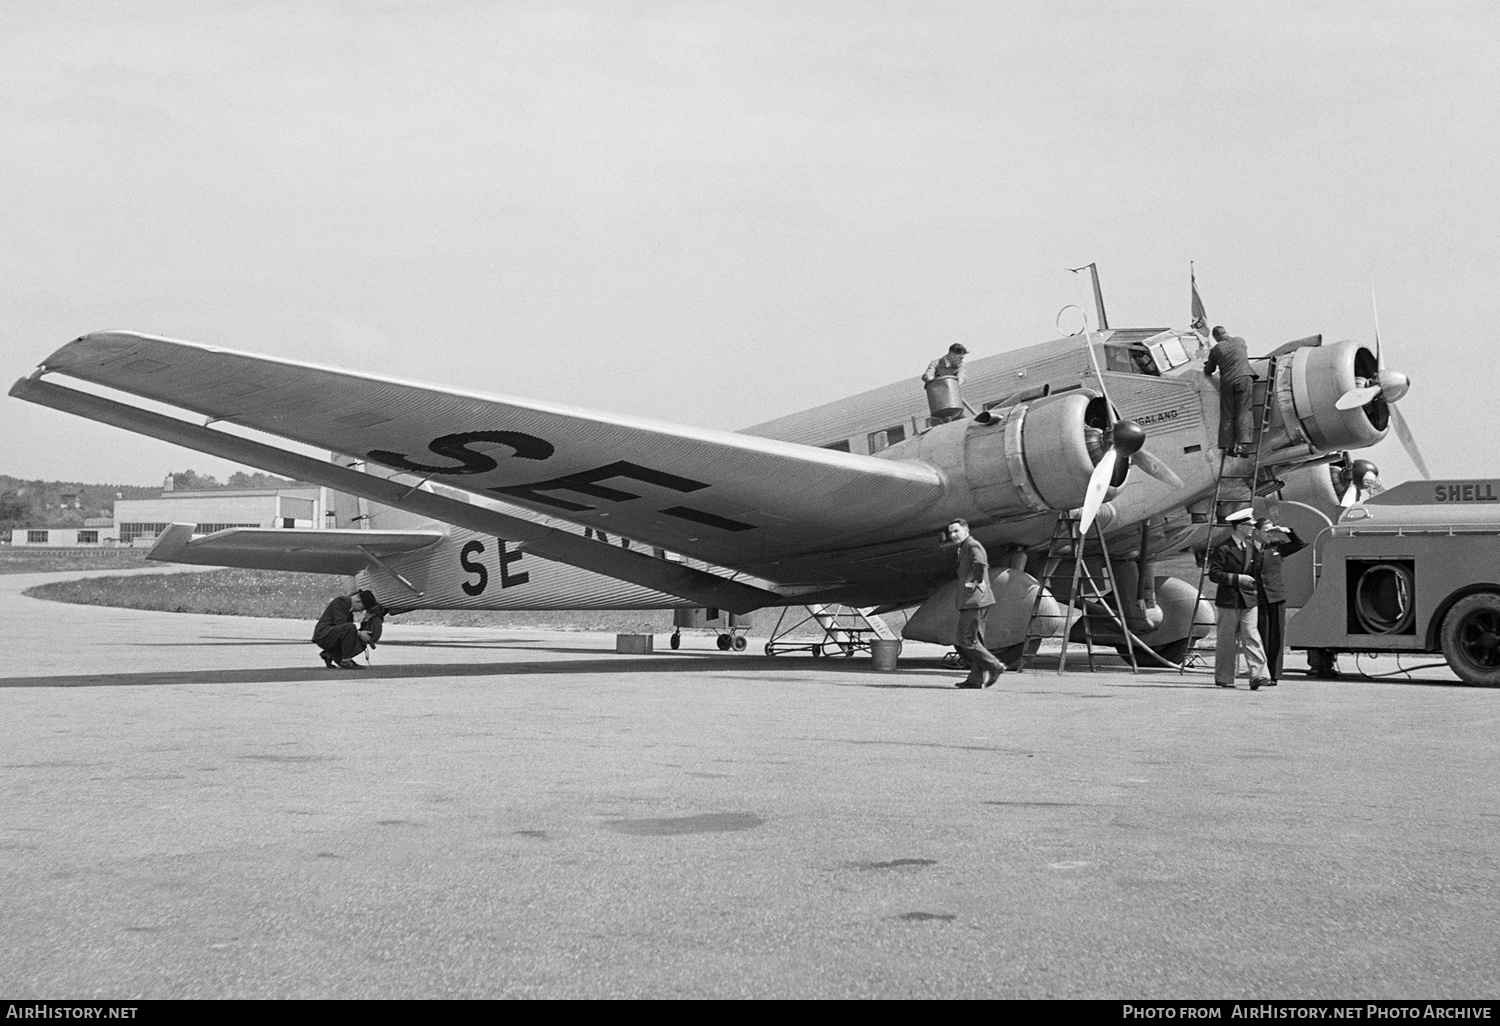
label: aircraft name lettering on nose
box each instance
[459,538,529,596]
[374,435,757,533]
[1136,409,1180,427]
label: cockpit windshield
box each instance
[1102,330,1195,376]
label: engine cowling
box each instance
[958,391,1101,519]
[1281,340,1390,453]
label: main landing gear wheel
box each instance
[731,635,747,652]
[716,634,732,651]
[1440,592,1500,686]
[669,631,681,650]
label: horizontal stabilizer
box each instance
[147,523,443,575]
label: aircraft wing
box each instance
[29,332,947,577]
[147,523,443,576]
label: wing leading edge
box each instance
[28,331,950,575]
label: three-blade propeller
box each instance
[1077,333,1184,537]
[1333,284,1430,479]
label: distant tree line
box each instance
[170,469,294,491]
[0,469,298,531]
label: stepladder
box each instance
[1020,511,1139,673]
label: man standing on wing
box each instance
[946,518,1005,689]
[1207,507,1272,690]
[922,343,968,385]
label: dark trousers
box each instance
[1257,601,1285,681]
[314,622,367,661]
[956,607,1004,681]
[1218,377,1254,450]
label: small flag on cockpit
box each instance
[1190,263,1209,340]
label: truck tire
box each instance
[1439,593,1500,687]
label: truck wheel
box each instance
[1440,593,1500,686]
[1306,648,1341,679]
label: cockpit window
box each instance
[1101,333,1194,376]
[1104,344,1160,375]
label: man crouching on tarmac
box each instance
[945,518,1005,689]
[313,588,380,669]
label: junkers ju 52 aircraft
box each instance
[8,304,1424,666]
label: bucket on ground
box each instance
[870,638,901,671]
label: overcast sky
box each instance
[2,0,1495,486]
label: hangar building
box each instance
[112,485,326,546]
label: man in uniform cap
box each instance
[1204,326,1255,457]
[1206,507,1272,690]
[923,343,969,385]
[1255,516,1306,684]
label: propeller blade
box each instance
[1389,404,1432,480]
[1341,483,1359,508]
[1335,384,1381,411]
[1371,280,1383,372]
[1131,447,1185,490]
[1078,449,1118,537]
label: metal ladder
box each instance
[764,604,896,657]
[1019,511,1138,673]
[1180,357,1279,673]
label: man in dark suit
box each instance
[1207,507,1271,690]
[1204,326,1255,457]
[313,588,378,669]
[1255,517,1307,685]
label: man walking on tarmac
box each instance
[1207,507,1272,690]
[1204,326,1255,457]
[946,518,1005,689]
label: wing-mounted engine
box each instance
[964,392,1102,517]
[883,392,1101,523]
[1275,339,1392,454]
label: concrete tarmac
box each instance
[2,568,1497,999]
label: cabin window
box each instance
[821,440,851,452]
[867,425,906,452]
